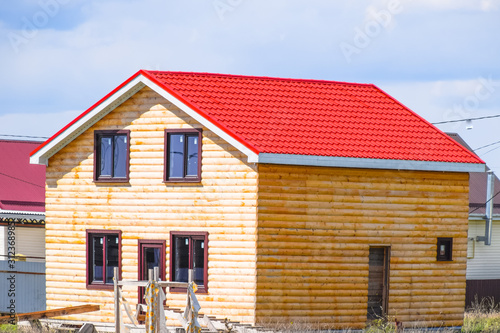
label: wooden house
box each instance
[30,70,485,329]
[0,140,46,258]
[0,139,46,313]
[447,133,500,307]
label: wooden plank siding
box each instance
[44,87,259,324]
[255,164,469,329]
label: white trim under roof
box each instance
[257,153,486,173]
[29,73,485,173]
[469,214,500,220]
[141,76,259,162]
[30,77,147,166]
[30,74,259,165]
[0,210,45,221]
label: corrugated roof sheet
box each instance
[0,140,45,212]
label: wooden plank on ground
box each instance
[0,304,100,323]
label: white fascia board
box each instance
[141,76,259,163]
[258,153,486,173]
[469,214,500,221]
[0,210,45,220]
[30,78,147,166]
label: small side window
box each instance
[437,238,453,261]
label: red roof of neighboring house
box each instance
[447,133,500,215]
[0,140,45,212]
[31,70,484,167]
[469,172,500,215]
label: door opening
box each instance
[367,246,390,320]
[138,240,166,304]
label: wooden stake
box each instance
[114,266,120,333]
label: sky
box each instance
[0,0,499,174]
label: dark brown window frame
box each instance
[164,129,202,183]
[86,229,122,290]
[94,130,131,183]
[437,237,453,261]
[169,231,208,293]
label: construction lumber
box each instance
[0,304,100,323]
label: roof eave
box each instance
[0,210,45,220]
[139,73,259,161]
[257,153,486,173]
[469,214,500,220]
[29,72,260,166]
[30,73,147,165]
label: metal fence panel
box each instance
[0,261,46,313]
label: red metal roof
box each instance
[32,70,484,165]
[0,140,45,212]
[142,71,483,164]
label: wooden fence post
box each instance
[188,269,194,284]
[114,267,120,333]
[154,266,159,282]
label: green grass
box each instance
[0,325,16,332]
[0,323,57,333]
[462,297,500,333]
[2,300,500,333]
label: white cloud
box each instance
[0,0,499,172]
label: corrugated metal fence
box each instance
[0,260,46,313]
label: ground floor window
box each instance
[86,230,121,289]
[170,231,208,292]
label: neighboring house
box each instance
[0,139,46,313]
[30,70,485,329]
[447,133,500,306]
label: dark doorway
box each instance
[138,240,166,304]
[367,246,390,320]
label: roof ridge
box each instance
[143,70,376,88]
[30,69,487,170]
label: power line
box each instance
[0,134,49,139]
[475,140,500,151]
[0,171,45,189]
[480,145,500,157]
[469,189,500,214]
[432,114,500,125]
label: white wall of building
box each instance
[15,226,45,262]
[467,219,500,280]
[0,226,5,258]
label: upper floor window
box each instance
[94,130,130,182]
[86,230,122,290]
[164,129,202,182]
